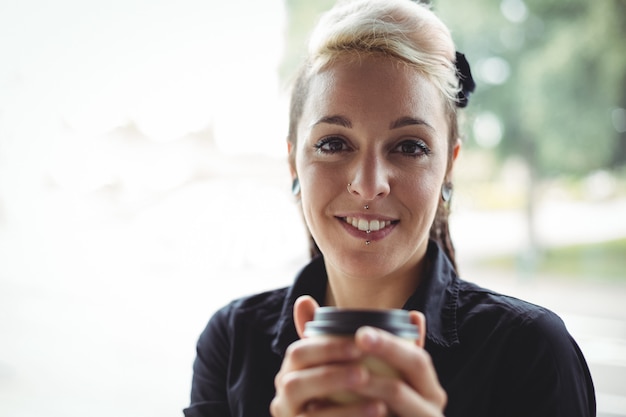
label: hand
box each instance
[270,332,387,416]
[271,296,387,416]
[350,325,447,417]
[270,296,447,417]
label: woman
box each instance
[184,0,596,416]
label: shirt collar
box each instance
[271,240,459,356]
[402,241,460,348]
[271,256,328,356]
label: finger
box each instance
[408,310,426,348]
[354,327,446,407]
[273,337,365,416]
[275,363,370,415]
[294,296,319,339]
[352,374,444,417]
[278,336,362,375]
[302,399,386,417]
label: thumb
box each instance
[293,295,319,339]
[409,310,426,348]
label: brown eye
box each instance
[314,137,349,154]
[393,140,431,157]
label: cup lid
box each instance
[304,307,419,339]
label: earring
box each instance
[292,177,300,196]
[441,182,453,202]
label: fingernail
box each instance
[359,326,379,347]
[363,401,384,417]
[348,367,365,385]
[345,343,360,358]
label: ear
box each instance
[287,141,297,180]
[444,139,462,183]
[409,310,426,348]
[293,295,319,339]
[452,138,462,164]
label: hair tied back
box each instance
[455,52,476,108]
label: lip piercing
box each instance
[365,240,371,245]
[364,205,369,210]
[366,230,371,234]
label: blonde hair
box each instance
[288,0,462,267]
[307,0,460,105]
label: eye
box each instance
[393,139,431,157]
[314,136,350,154]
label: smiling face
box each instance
[294,55,455,283]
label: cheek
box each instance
[299,164,336,208]
[297,175,333,247]
[402,168,442,198]
[400,171,443,221]
[296,147,343,196]
[297,163,327,220]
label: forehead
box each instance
[302,55,447,129]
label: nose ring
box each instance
[348,183,370,209]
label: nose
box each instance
[347,154,390,201]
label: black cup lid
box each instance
[304,307,419,339]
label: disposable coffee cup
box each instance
[304,307,420,405]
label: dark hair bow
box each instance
[455,52,476,108]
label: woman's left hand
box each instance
[350,325,447,417]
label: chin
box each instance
[332,247,398,276]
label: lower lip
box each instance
[338,218,397,242]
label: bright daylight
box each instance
[0,0,624,416]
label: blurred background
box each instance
[0,0,624,416]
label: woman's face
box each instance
[294,55,454,281]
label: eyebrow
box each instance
[310,115,352,129]
[390,116,435,131]
[310,115,434,131]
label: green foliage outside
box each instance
[433,0,626,177]
[477,238,626,281]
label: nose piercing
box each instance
[349,184,371,210]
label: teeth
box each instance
[345,217,392,232]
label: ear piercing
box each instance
[292,177,300,196]
[441,182,453,202]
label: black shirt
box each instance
[184,241,596,417]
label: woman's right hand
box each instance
[270,334,387,417]
[270,296,388,416]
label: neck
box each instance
[324,260,425,309]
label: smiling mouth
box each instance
[344,217,396,232]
